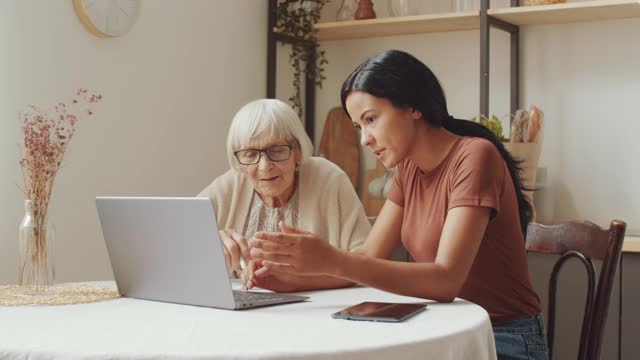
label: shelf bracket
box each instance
[480,0,490,118]
[480,0,520,121]
[267,0,277,99]
[488,16,518,34]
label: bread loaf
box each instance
[526,106,544,143]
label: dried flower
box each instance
[17,89,102,289]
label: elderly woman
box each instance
[198,99,370,292]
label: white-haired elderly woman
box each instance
[198,99,370,292]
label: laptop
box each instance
[95,196,309,309]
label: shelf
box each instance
[313,12,480,41]
[304,0,640,41]
[624,236,640,253]
[488,0,640,26]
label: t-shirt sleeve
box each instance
[387,163,405,207]
[448,141,505,216]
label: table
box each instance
[0,281,497,360]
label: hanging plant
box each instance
[276,0,329,117]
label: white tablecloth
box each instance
[0,281,497,360]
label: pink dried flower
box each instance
[18,88,102,210]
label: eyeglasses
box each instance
[234,144,294,165]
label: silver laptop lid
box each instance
[96,197,236,309]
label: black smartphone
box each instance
[331,301,427,322]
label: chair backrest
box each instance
[525,220,626,360]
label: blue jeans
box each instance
[493,313,549,360]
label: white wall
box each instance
[520,20,639,231]
[0,0,267,285]
[274,0,639,233]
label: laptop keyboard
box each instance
[233,290,287,303]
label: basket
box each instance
[503,141,542,220]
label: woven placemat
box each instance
[0,283,120,306]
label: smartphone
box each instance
[331,301,427,322]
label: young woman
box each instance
[247,50,548,359]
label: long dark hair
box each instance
[340,50,532,236]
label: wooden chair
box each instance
[526,220,626,360]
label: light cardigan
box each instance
[198,157,370,251]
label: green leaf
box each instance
[476,114,507,142]
[276,0,329,116]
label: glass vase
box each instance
[336,0,357,21]
[388,0,420,17]
[18,199,55,292]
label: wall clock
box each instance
[73,0,141,38]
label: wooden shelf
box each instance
[624,236,640,253]
[304,1,640,41]
[313,12,480,41]
[489,0,640,26]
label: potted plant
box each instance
[473,109,544,214]
[275,0,329,117]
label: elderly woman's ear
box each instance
[294,144,302,168]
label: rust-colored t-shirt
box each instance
[388,137,541,324]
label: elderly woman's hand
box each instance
[219,229,250,273]
[241,259,260,289]
[249,222,339,276]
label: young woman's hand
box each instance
[249,222,340,276]
[241,258,306,293]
